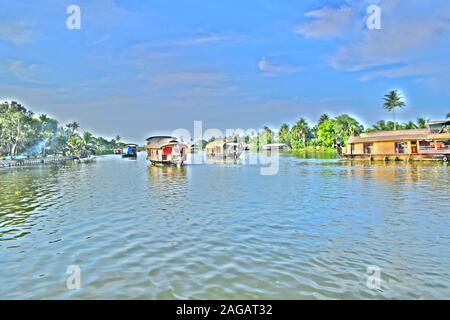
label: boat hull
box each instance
[343,153,449,162]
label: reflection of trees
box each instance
[0,166,68,242]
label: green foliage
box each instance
[0,101,124,158]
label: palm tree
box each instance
[318,114,330,126]
[66,121,80,135]
[446,113,450,119]
[278,124,290,145]
[417,117,427,129]
[383,90,406,130]
[291,118,310,150]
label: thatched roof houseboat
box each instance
[146,136,187,166]
[205,139,243,160]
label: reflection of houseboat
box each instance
[205,139,243,160]
[122,144,138,158]
[146,136,187,166]
[343,120,450,161]
[261,143,288,151]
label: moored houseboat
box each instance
[146,136,187,166]
[122,144,138,158]
[205,139,243,160]
[343,120,450,162]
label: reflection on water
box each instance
[0,153,449,299]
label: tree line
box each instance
[0,101,123,159]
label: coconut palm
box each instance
[446,113,450,119]
[383,90,406,130]
[417,117,427,129]
[291,118,310,150]
[66,121,80,135]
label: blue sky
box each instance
[1,0,449,141]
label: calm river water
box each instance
[0,153,449,299]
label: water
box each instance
[0,153,449,299]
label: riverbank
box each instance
[0,156,95,169]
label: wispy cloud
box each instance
[295,6,354,39]
[2,60,39,82]
[359,64,440,82]
[258,57,304,76]
[0,21,33,44]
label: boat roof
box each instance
[123,144,138,147]
[205,140,242,148]
[146,136,184,148]
[426,120,450,127]
[348,128,450,143]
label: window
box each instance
[395,142,407,154]
[364,143,373,154]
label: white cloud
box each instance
[359,64,440,82]
[2,60,39,82]
[0,21,32,44]
[330,16,450,72]
[295,6,354,39]
[258,57,304,76]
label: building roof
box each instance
[426,120,450,127]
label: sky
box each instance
[0,0,450,142]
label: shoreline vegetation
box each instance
[1,95,449,162]
[0,101,126,161]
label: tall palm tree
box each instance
[291,118,310,149]
[383,90,406,130]
[318,114,330,126]
[278,124,290,145]
[417,117,427,129]
[446,113,450,119]
[66,121,80,135]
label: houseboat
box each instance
[113,147,122,155]
[205,139,243,160]
[343,120,450,162]
[146,136,187,166]
[122,144,138,158]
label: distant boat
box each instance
[205,139,243,160]
[122,144,138,158]
[113,148,122,155]
[146,136,187,166]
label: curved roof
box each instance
[146,136,185,149]
[205,140,226,149]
